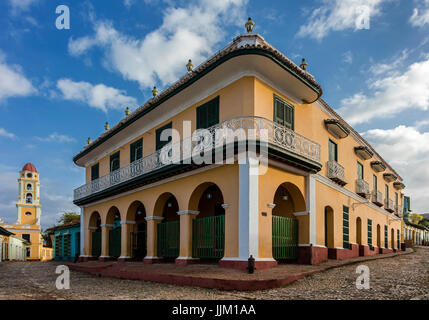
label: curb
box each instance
[67,249,413,291]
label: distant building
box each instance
[0,226,28,262]
[46,220,81,261]
[0,163,52,261]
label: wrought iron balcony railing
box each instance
[385,199,394,213]
[372,190,383,207]
[356,179,370,199]
[74,116,321,201]
[327,160,346,186]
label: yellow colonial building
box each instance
[0,163,52,261]
[73,20,404,269]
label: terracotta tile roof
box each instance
[74,34,321,162]
[22,163,37,173]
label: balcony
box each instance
[327,161,347,186]
[356,179,370,199]
[371,161,386,173]
[383,173,397,182]
[395,205,403,217]
[385,199,394,213]
[354,146,373,160]
[73,116,321,202]
[372,190,383,207]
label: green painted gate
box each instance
[92,231,101,257]
[192,215,225,259]
[272,216,298,260]
[63,234,71,258]
[131,230,147,259]
[109,227,122,258]
[157,221,180,258]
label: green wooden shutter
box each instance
[156,122,172,150]
[110,152,120,172]
[196,97,219,129]
[373,175,378,191]
[357,161,364,180]
[91,163,99,181]
[274,95,294,130]
[329,139,338,162]
[384,225,388,248]
[367,219,372,247]
[130,139,143,163]
[343,206,349,249]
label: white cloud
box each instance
[362,125,429,213]
[36,133,76,143]
[343,51,353,64]
[337,55,429,125]
[298,0,388,41]
[0,128,16,139]
[56,78,137,112]
[68,0,247,89]
[368,49,409,76]
[0,52,36,101]
[410,0,429,27]
[8,0,38,14]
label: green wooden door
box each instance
[92,231,101,257]
[157,221,180,258]
[131,230,147,259]
[192,215,225,259]
[109,227,121,258]
[55,235,63,258]
[272,216,298,260]
[63,234,71,258]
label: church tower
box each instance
[17,163,42,226]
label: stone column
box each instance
[99,224,113,261]
[118,221,136,262]
[175,210,199,266]
[143,216,164,264]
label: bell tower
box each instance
[17,163,41,226]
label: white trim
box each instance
[87,227,98,230]
[220,257,276,262]
[120,221,136,225]
[118,256,131,259]
[144,216,164,221]
[99,256,111,259]
[308,174,317,244]
[267,203,276,209]
[80,207,84,255]
[176,257,200,261]
[221,204,229,209]
[100,224,114,228]
[4,229,39,233]
[143,256,161,259]
[177,210,199,216]
[314,174,401,220]
[81,164,220,208]
[238,158,259,260]
[293,211,308,216]
[298,244,326,248]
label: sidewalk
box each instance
[68,248,413,291]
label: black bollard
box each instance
[248,255,255,274]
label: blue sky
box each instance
[1,0,429,229]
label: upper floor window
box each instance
[274,95,294,130]
[110,152,120,172]
[395,192,398,207]
[22,234,30,242]
[373,174,378,191]
[156,122,172,151]
[26,193,33,204]
[130,139,143,163]
[27,173,32,178]
[328,139,338,162]
[196,96,219,129]
[26,184,32,191]
[357,161,364,180]
[385,184,389,200]
[91,163,99,181]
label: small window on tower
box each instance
[26,193,33,204]
[25,212,31,216]
[27,173,32,178]
[27,184,32,190]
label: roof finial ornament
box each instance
[245,17,255,33]
[125,107,130,116]
[300,58,308,71]
[186,59,194,72]
[152,86,158,97]
[104,122,110,131]
[87,137,92,145]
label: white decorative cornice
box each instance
[221,204,229,209]
[120,221,136,225]
[100,224,114,228]
[293,211,309,216]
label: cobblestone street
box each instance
[0,247,428,300]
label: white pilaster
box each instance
[80,207,84,255]
[307,174,316,245]
[238,158,259,260]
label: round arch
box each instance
[324,206,334,248]
[126,201,147,259]
[154,192,180,221]
[356,217,362,245]
[272,182,306,217]
[88,211,101,257]
[377,224,381,249]
[391,228,395,249]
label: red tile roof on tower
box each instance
[22,163,38,173]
